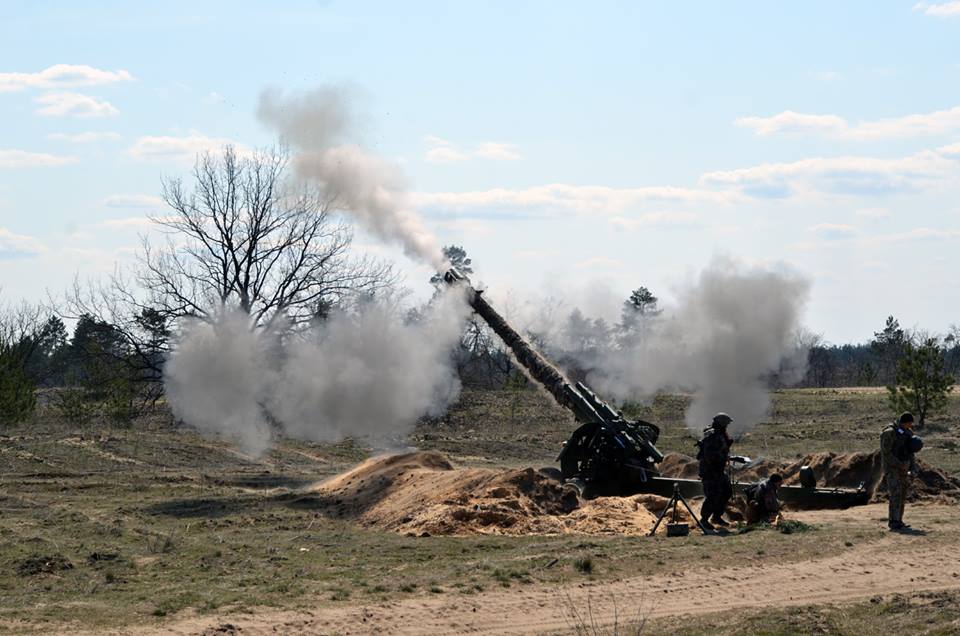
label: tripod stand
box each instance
[648,482,712,536]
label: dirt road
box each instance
[97,504,957,636]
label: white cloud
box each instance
[0,228,45,258]
[735,111,847,136]
[35,91,119,117]
[0,149,76,168]
[849,106,960,140]
[423,135,451,147]
[431,218,495,238]
[98,217,157,231]
[736,106,960,140]
[414,183,738,217]
[203,91,226,104]
[793,226,960,252]
[423,136,468,163]
[699,144,960,198]
[610,211,700,230]
[870,227,960,244]
[423,135,522,163]
[101,194,165,209]
[475,142,521,161]
[425,146,469,163]
[574,256,624,271]
[809,71,841,81]
[914,1,960,16]
[128,132,246,161]
[0,64,133,93]
[855,207,891,219]
[47,131,122,143]
[808,223,858,240]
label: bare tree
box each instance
[142,145,395,329]
[62,145,397,407]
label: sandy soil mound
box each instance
[661,451,960,502]
[308,451,689,536]
[658,453,700,479]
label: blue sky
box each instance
[1,1,959,342]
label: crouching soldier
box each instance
[745,474,783,524]
[881,412,923,531]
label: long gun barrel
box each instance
[442,267,868,508]
[443,268,664,495]
[443,268,602,423]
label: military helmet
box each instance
[712,413,733,429]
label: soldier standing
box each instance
[880,412,919,531]
[697,413,734,530]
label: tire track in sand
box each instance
[118,522,960,636]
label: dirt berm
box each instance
[660,451,960,502]
[307,451,690,536]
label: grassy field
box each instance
[414,386,960,475]
[1,387,958,633]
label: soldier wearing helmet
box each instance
[696,412,734,530]
[881,412,923,531]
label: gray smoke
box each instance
[164,289,470,454]
[270,289,470,443]
[164,309,279,454]
[493,257,810,437]
[594,257,810,436]
[258,86,445,268]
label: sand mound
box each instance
[658,453,700,479]
[307,451,688,536]
[660,451,960,502]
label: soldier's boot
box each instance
[700,518,715,532]
[710,514,729,527]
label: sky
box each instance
[1,1,959,344]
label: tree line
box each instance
[1,146,956,429]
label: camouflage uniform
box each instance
[698,429,733,522]
[880,423,913,528]
[746,478,780,523]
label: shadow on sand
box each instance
[143,491,361,519]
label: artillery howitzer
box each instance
[442,268,869,509]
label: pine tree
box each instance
[872,316,909,385]
[430,245,474,286]
[887,337,955,430]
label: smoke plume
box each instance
[491,257,811,437]
[270,289,470,443]
[591,257,810,436]
[257,86,445,267]
[164,290,470,454]
[164,310,278,454]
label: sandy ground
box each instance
[86,503,960,636]
[303,451,691,536]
